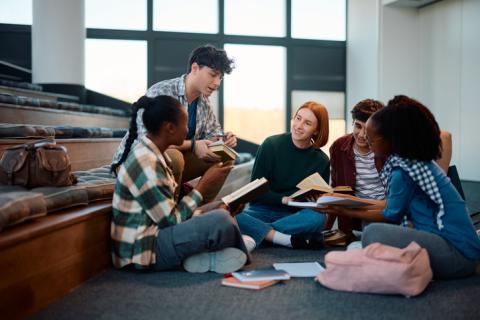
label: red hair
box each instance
[294,101,329,148]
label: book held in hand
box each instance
[221,277,279,290]
[208,140,239,162]
[288,193,378,209]
[289,173,352,200]
[221,177,269,209]
[232,268,290,282]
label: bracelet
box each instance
[190,137,196,153]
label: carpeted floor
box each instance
[32,246,480,320]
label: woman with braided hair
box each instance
[111,95,249,273]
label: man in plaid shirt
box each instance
[112,95,248,272]
[112,45,237,201]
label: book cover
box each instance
[221,277,279,290]
[221,177,269,209]
[273,262,325,277]
[208,140,239,162]
[232,268,290,282]
[288,193,377,209]
[289,173,352,200]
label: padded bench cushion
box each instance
[0,123,55,138]
[0,123,127,139]
[0,166,115,232]
[0,191,47,231]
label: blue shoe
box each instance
[183,247,247,273]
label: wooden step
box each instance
[0,138,122,171]
[0,85,79,102]
[0,103,129,128]
[0,202,112,319]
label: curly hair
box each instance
[351,99,384,122]
[370,95,441,161]
[187,44,234,75]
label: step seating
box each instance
[0,102,129,129]
[0,166,116,319]
[0,84,79,102]
[0,138,122,171]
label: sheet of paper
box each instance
[273,262,325,277]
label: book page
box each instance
[296,172,330,190]
[316,195,375,207]
[221,178,266,204]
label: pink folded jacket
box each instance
[316,241,433,297]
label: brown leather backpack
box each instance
[0,140,77,188]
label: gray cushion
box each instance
[0,192,47,231]
[31,186,89,213]
[0,123,55,138]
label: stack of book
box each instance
[221,269,290,290]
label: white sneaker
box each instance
[347,241,362,251]
[242,235,256,253]
[183,247,247,274]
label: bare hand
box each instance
[195,162,234,198]
[321,205,369,217]
[194,140,221,162]
[228,203,245,217]
[281,196,291,205]
[223,131,237,148]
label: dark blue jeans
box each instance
[236,204,326,245]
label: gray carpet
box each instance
[33,246,480,320]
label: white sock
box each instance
[272,231,292,248]
[242,235,256,253]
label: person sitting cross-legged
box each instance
[236,101,331,251]
[111,95,249,273]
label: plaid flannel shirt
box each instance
[113,75,222,164]
[111,135,203,269]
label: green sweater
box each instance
[251,133,330,206]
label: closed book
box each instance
[208,141,239,162]
[221,277,279,290]
[221,177,269,209]
[232,269,290,282]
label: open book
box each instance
[288,193,378,209]
[221,177,269,209]
[208,140,239,162]
[289,172,352,200]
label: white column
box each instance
[346,0,381,126]
[32,0,85,85]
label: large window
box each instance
[0,0,32,25]
[86,0,147,30]
[224,44,286,144]
[85,39,147,103]
[292,0,346,41]
[153,0,218,33]
[224,0,285,37]
[0,1,346,145]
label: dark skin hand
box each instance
[195,200,245,217]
